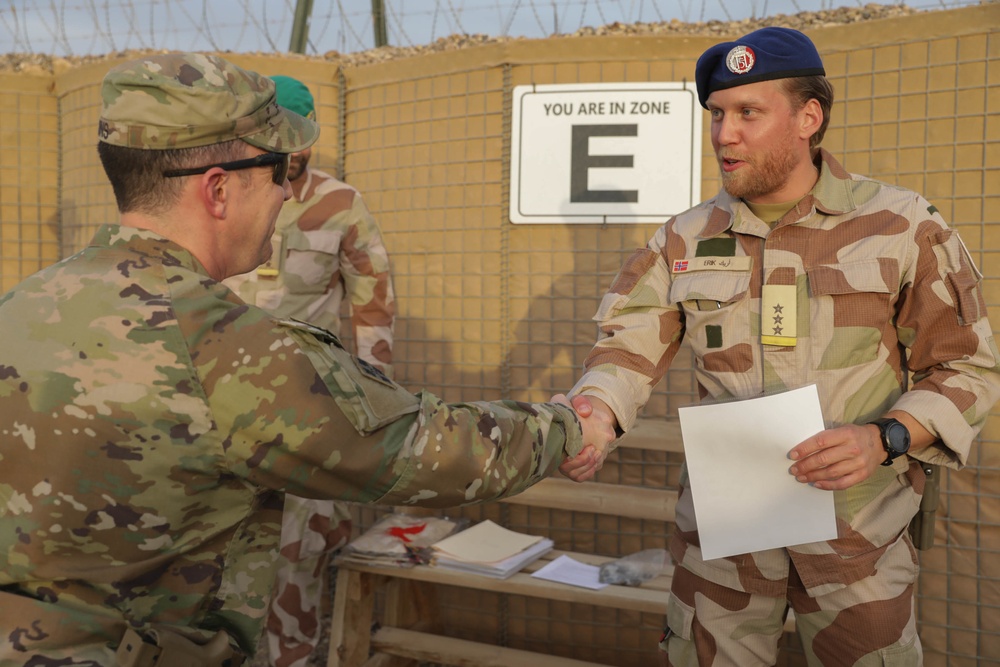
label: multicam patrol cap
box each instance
[98,52,319,153]
[694,27,826,108]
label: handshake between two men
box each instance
[551,393,617,483]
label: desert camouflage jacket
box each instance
[572,149,1000,596]
[0,225,582,663]
[225,167,396,376]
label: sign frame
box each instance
[509,82,702,225]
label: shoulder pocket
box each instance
[932,229,984,325]
[276,320,419,434]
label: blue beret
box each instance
[695,27,825,108]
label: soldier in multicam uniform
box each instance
[223,75,396,667]
[0,53,616,666]
[560,27,1000,666]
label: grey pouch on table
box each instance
[599,548,668,586]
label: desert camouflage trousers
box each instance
[660,531,922,666]
[266,495,353,667]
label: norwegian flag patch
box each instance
[672,259,689,273]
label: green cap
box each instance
[271,75,316,120]
[98,53,319,153]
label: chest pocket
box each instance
[669,271,750,307]
[806,259,897,326]
[807,258,897,298]
[280,228,343,295]
[806,259,898,369]
[669,269,752,362]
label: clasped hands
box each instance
[551,393,617,483]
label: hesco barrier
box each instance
[0,5,997,665]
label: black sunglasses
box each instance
[163,152,290,185]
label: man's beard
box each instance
[719,140,800,202]
[287,154,310,182]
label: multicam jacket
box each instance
[0,225,582,663]
[224,167,395,375]
[572,149,1000,597]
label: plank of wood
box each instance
[619,418,684,453]
[328,568,379,667]
[369,627,614,667]
[501,478,677,522]
[361,654,414,667]
[336,559,673,614]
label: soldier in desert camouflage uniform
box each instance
[223,75,396,667]
[560,27,1000,666]
[0,53,616,666]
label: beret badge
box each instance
[726,45,756,75]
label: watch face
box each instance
[885,421,910,454]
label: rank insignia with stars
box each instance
[761,285,797,347]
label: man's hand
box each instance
[555,394,618,483]
[788,423,885,491]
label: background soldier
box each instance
[560,27,1000,665]
[223,74,396,667]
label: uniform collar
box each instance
[91,224,211,276]
[808,149,857,217]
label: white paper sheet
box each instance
[678,384,838,560]
[530,554,609,590]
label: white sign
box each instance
[510,82,702,224]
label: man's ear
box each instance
[799,98,823,143]
[199,168,230,219]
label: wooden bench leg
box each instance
[362,578,444,667]
[327,567,378,667]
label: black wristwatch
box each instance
[869,418,911,466]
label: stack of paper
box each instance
[338,513,463,568]
[430,520,554,579]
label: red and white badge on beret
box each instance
[726,46,756,75]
